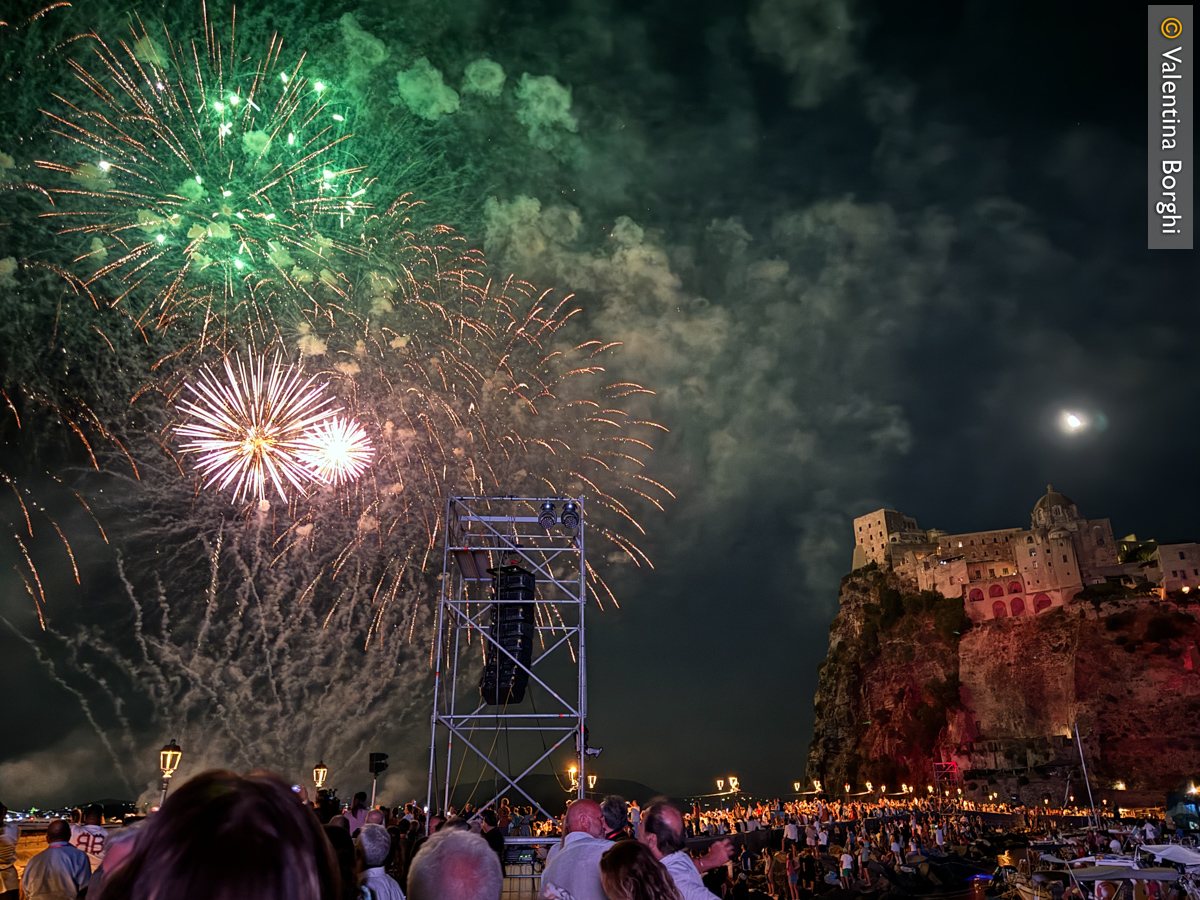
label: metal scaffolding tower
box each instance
[426,495,588,824]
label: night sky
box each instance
[1,0,1195,808]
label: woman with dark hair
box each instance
[600,840,683,900]
[92,770,341,900]
[346,792,369,834]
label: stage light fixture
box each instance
[561,501,580,531]
[538,501,557,529]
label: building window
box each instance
[1011,596,1026,616]
[992,600,1009,619]
[989,584,1005,598]
[1009,581,1023,594]
[958,542,963,548]
[1029,549,1036,557]
[1027,536,1034,544]
[1180,551,1187,560]
[989,568,996,577]
[1034,593,1051,613]
[1172,571,1178,578]
[1063,555,1068,563]
[969,588,984,602]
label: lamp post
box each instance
[588,774,597,791]
[729,776,739,793]
[569,766,579,792]
[159,740,182,808]
[717,779,724,792]
[313,761,328,791]
[794,782,801,793]
[813,780,822,794]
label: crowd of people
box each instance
[3,773,507,900]
[2,777,1185,900]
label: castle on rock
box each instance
[852,485,1200,623]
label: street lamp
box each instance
[159,740,182,808]
[717,779,725,792]
[794,782,801,793]
[865,781,873,793]
[313,761,328,790]
[729,777,739,792]
[844,783,850,794]
[568,766,579,791]
[813,780,822,793]
[588,774,597,790]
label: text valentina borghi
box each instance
[1158,45,1185,234]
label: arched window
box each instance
[992,600,1009,619]
[1026,536,1034,544]
[989,584,1005,597]
[1034,593,1051,613]
[1011,597,1026,616]
[1008,581,1023,594]
[968,588,984,602]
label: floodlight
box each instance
[538,502,557,529]
[561,501,580,531]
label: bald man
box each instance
[640,800,730,900]
[538,799,610,900]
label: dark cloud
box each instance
[1,0,1193,805]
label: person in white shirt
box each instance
[0,802,18,900]
[783,818,798,851]
[357,824,406,900]
[839,850,854,889]
[69,804,109,872]
[538,799,610,900]
[638,800,731,900]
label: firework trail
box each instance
[34,4,372,352]
[7,9,672,792]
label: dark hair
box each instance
[46,819,71,842]
[323,824,358,900]
[601,796,629,833]
[92,770,340,900]
[642,800,687,855]
[600,840,683,900]
[481,810,498,828]
[84,804,105,824]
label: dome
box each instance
[1032,484,1079,522]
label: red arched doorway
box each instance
[969,588,984,601]
[989,584,1005,597]
[1009,581,1023,594]
[1034,593,1051,613]
[1011,596,1026,616]
[992,600,1009,618]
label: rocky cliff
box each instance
[805,565,1200,803]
